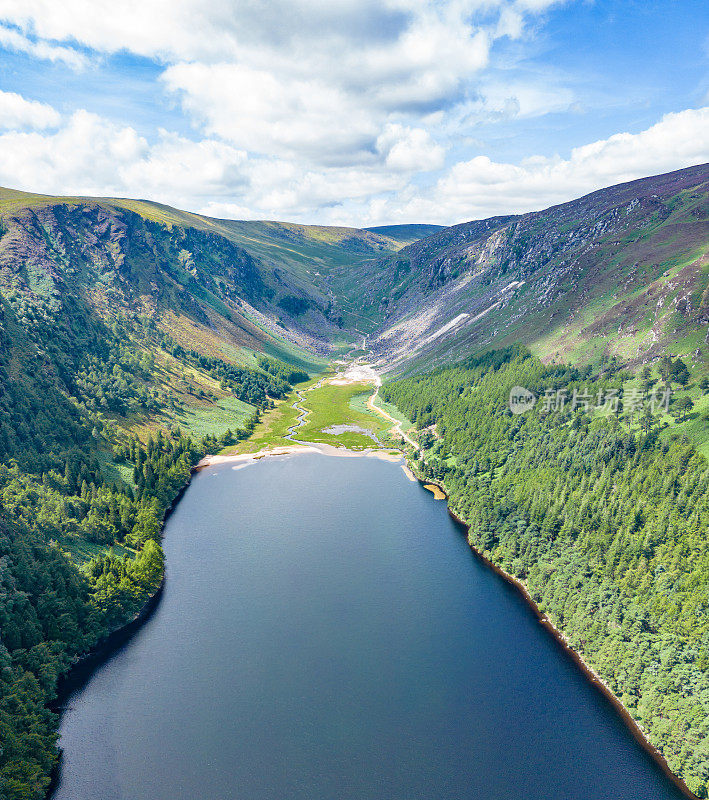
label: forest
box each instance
[383,347,709,797]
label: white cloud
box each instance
[0,104,704,229]
[376,124,445,172]
[0,0,222,61]
[236,156,412,219]
[0,0,699,231]
[474,80,576,119]
[0,0,562,171]
[120,133,249,202]
[0,23,88,69]
[0,105,409,218]
[0,110,251,208]
[161,62,378,166]
[0,111,147,195]
[0,1,540,63]
[157,3,494,167]
[0,90,59,129]
[364,106,709,224]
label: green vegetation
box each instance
[159,335,293,405]
[383,347,709,797]
[222,377,396,454]
[292,381,389,449]
[368,393,414,433]
[177,396,254,440]
[0,422,198,798]
[278,295,309,316]
[256,354,309,385]
[221,393,303,453]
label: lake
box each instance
[53,453,686,800]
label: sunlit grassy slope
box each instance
[365,164,709,373]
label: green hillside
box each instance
[364,223,444,244]
[365,163,709,374]
[0,186,421,336]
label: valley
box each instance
[0,163,708,800]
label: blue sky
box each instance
[0,0,706,225]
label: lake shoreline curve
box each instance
[203,386,701,800]
[394,437,697,800]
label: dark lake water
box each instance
[54,453,686,800]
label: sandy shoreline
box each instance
[401,464,417,481]
[197,364,403,469]
[197,443,402,469]
[197,444,318,467]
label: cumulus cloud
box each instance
[0,0,702,228]
[156,3,495,166]
[376,124,445,172]
[0,105,407,217]
[161,62,378,166]
[0,0,222,61]
[0,0,562,171]
[0,90,59,129]
[0,104,705,228]
[0,110,250,208]
[0,0,550,63]
[365,106,709,224]
[0,111,146,195]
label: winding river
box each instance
[53,453,686,800]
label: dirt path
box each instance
[366,386,419,451]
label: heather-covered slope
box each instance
[0,185,446,452]
[365,164,709,372]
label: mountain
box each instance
[5,164,706,380]
[361,163,709,373]
[382,347,709,797]
[0,188,444,799]
[0,187,446,441]
[0,165,708,800]
[0,186,423,356]
[364,223,445,244]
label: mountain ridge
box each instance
[363,162,709,372]
[2,163,708,388]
